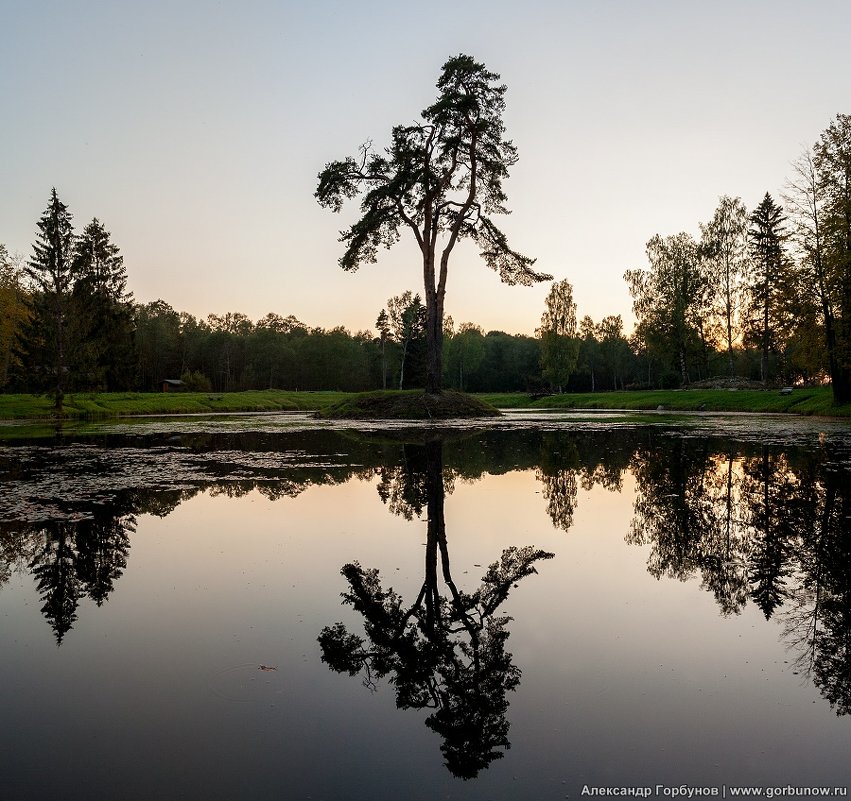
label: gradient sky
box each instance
[2,0,849,336]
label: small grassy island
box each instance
[317,390,500,420]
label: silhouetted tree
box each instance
[316,54,550,394]
[539,279,579,392]
[19,189,76,410]
[701,196,749,375]
[813,114,851,402]
[625,233,709,385]
[71,218,135,390]
[746,194,787,384]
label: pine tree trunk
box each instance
[423,246,445,395]
[425,299,443,394]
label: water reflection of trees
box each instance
[627,433,851,716]
[319,439,554,779]
[2,502,138,644]
[534,431,633,532]
[3,426,850,719]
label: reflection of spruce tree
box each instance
[743,448,798,619]
[74,510,134,606]
[319,439,553,779]
[23,499,138,642]
[29,522,82,644]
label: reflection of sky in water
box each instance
[1,429,851,799]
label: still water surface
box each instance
[1,413,850,799]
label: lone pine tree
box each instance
[316,54,550,394]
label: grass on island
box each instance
[317,390,501,420]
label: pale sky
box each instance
[2,0,848,336]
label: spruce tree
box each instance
[20,189,75,409]
[71,218,135,390]
[747,193,787,384]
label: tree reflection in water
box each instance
[1,426,850,724]
[15,507,136,644]
[627,432,851,717]
[319,439,553,779]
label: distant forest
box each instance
[1,114,849,399]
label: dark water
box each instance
[1,414,850,800]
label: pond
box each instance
[1,412,850,800]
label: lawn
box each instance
[479,387,851,417]
[2,386,850,421]
[0,390,350,420]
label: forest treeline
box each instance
[1,114,848,400]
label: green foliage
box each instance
[383,292,427,389]
[539,280,579,391]
[19,189,76,408]
[0,245,30,389]
[180,370,212,392]
[540,332,579,391]
[626,232,710,386]
[445,323,485,391]
[701,196,749,374]
[745,193,788,383]
[70,218,135,391]
[597,315,631,391]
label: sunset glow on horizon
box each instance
[2,0,849,336]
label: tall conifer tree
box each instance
[72,218,135,390]
[747,193,787,384]
[20,188,75,409]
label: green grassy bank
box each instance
[0,390,349,420]
[479,387,851,417]
[1,386,850,421]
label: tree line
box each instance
[315,52,850,404]
[3,113,848,402]
[0,188,630,398]
[0,193,551,397]
[618,113,851,403]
